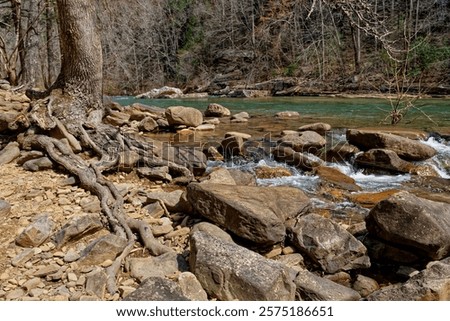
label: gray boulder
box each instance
[346,129,436,161]
[288,214,370,273]
[187,183,311,245]
[366,192,450,260]
[190,228,295,301]
[127,252,188,282]
[368,258,450,301]
[295,270,361,301]
[123,277,189,301]
[165,106,203,127]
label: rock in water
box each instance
[165,106,203,127]
[187,183,311,245]
[366,191,450,260]
[204,103,230,117]
[288,214,370,273]
[298,122,332,135]
[346,129,436,161]
[189,227,295,301]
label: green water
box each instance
[113,96,450,130]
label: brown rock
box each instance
[298,122,332,135]
[314,166,361,191]
[78,234,127,266]
[16,214,54,247]
[347,129,436,161]
[166,106,203,127]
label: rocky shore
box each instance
[1,87,450,301]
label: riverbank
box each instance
[1,91,450,301]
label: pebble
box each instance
[64,250,80,263]
[22,278,43,291]
[100,259,113,268]
[67,272,78,282]
[76,275,86,287]
[34,264,60,277]
[11,248,35,267]
[29,288,45,298]
[0,272,9,281]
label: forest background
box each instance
[1,0,449,96]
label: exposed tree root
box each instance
[22,92,188,295]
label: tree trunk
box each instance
[41,0,104,133]
[23,0,41,87]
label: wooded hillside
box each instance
[1,0,449,95]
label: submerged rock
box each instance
[187,183,311,245]
[366,191,450,260]
[190,227,295,301]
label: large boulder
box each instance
[368,258,450,301]
[366,192,450,260]
[355,148,416,173]
[278,131,326,154]
[346,129,436,161]
[190,226,295,301]
[288,214,371,273]
[165,106,203,127]
[187,183,311,245]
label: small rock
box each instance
[67,273,78,283]
[22,278,43,292]
[275,111,300,118]
[54,214,103,247]
[63,250,81,263]
[5,288,25,300]
[85,269,108,299]
[0,142,20,165]
[22,157,53,172]
[11,248,35,267]
[152,217,173,236]
[15,214,54,247]
[34,264,60,277]
[0,199,11,216]
[352,274,380,297]
[78,234,127,266]
[146,189,190,213]
[298,122,332,135]
[137,166,172,182]
[178,272,208,301]
[143,202,165,219]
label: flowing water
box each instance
[115,96,450,206]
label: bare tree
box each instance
[23,0,191,294]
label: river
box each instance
[114,96,450,130]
